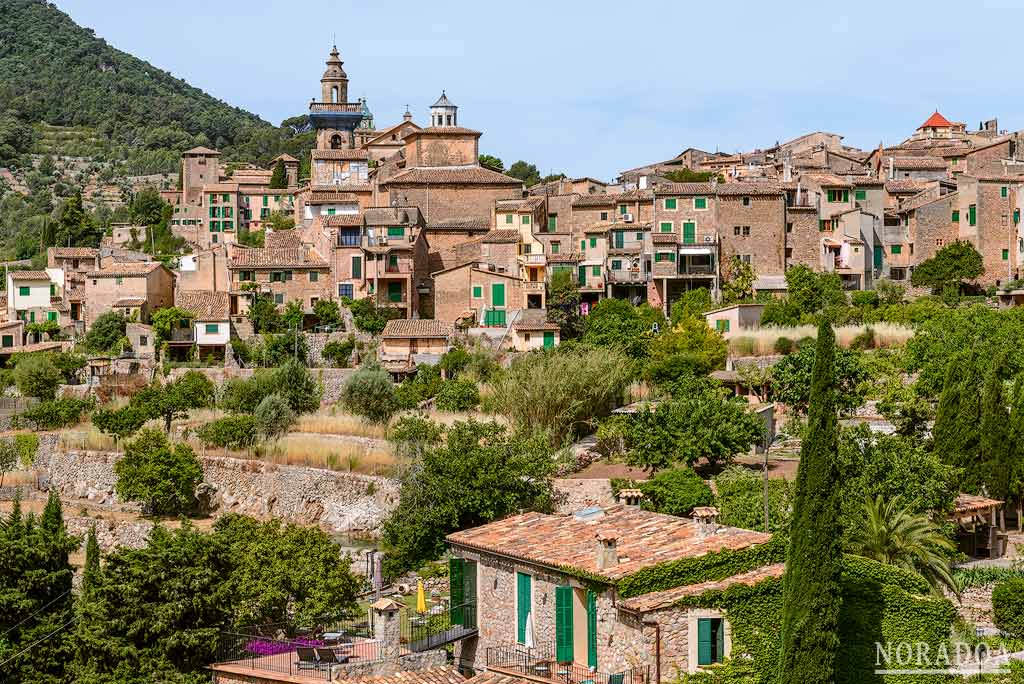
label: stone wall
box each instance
[64,515,153,552]
[313,368,356,405]
[305,331,354,368]
[553,478,615,514]
[35,448,398,535]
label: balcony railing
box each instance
[400,602,477,653]
[608,243,642,255]
[309,102,363,113]
[607,270,650,284]
[523,281,546,292]
[521,253,547,266]
[486,643,649,684]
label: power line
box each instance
[1,589,71,639]
[0,616,77,668]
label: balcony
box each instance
[168,327,195,343]
[607,270,650,284]
[607,243,642,255]
[521,253,547,266]
[486,643,649,684]
[523,281,546,292]
[309,102,363,113]
[651,232,679,245]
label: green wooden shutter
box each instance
[683,222,695,244]
[388,282,402,302]
[873,245,883,269]
[516,572,531,643]
[543,331,555,349]
[555,585,574,663]
[697,618,712,665]
[614,231,624,249]
[578,266,586,284]
[969,204,977,226]
[492,283,505,307]
[463,559,477,629]
[450,558,464,624]
[715,620,725,663]
[352,256,362,279]
[586,590,597,669]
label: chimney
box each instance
[595,531,618,570]
[616,488,643,507]
[783,153,792,182]
[888,157,894,180]
[796,182,802,206]
[692,506,720,537]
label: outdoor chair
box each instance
[296,647,320,670]
[607,673,625,684]
[316,648,349,665]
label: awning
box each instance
[679,245,715,255]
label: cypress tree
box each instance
[777,320,843,684]
[268,160,287,189]
[932,352,982,485]
[979,356,1010,496]
[83,524,100,590]
[1007,375,1024,529]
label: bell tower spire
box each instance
[321,45,349,104]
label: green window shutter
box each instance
[209,193,216,204]
[665,198,677,210]
[309,271,318,282]
[548,215,557,231]
[522,215,530,225]
[683,222,695,244]
[592,265,600,276]
[551,242,560,254]
[697,618,713,665]
[263,195,268,207]
[586,590,598,669]
[578,266,586,284]
[47,311,57,322]
[205,323,219,334]
[1003,249,1010,260]
[1,335,11,348]
[619,204,627,215]
[1002,186,1009,198]
[29,312,34,323]
[873,245,883,269]
[636,232,643,240]
[669,252,676,262]
[581,239,586,251]
[611,260,622,270]
[660,222,673,233]
[695,197,707,209]
[18,286,29,296]
[388,282,402,302]
[492,282,505,307]
[388,254,399,269]
[352,256,362,279]
[1016,210,1021,225]
[387,226,405,237]
[855,189,866,200]
[555,586,574,663]
[969,204,977,226]
[589,237,597,248]
[843,189,849,202]
[613,231,624,248]
[543,331,555,349]
[891,245,902,255]
[450,558,465,624]
[715,620,725,663]
[49,283,55,297]
[952,210,959,222]
[505,214,513,224]
[472,285,482,298]
[516,572,531,643]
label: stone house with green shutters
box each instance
[445,505,778,681]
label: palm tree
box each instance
[848,495,957,595]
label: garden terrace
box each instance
[485,644,649,684]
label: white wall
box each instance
[194,321,229,345]
[9,278,53,311]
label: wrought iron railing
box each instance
[399,601,477,653]
[486,643,649,684]
[214,632,334,680]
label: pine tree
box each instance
[268,160,287,189]
[932,352,982,486]
[777,320,843,684]
[980,356,1010,496]
[83,524,100,590]
[1003,376,1024,522]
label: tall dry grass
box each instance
[728,323,914,357]
[294,411,388,439]
[263,433,395,475]
[60,426,119,452]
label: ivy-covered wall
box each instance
[675,556,956,684]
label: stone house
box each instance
[952,175,1024,286]
[227,246,332,315]
[172,290,231,361]
[703,303,764,338]
[715,183,786,288]
[433,261,523,327]
[83,261,175,327]
[377,318,454,374]
[447,505,777,680]
[509,321,560,351]
[7,271,59,326]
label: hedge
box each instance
[992,576,1024,637]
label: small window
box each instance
[715,319,730,333]
[547,215,557,231]
[664,198,677,210]
[636,232,643,240]
[952,210,960,222]
[274,293,284,304]
[309,272,319,282]
[1002,186,1009,198]
[47,311,56,322]
[734,226,741,236]
[472,285,482,298]
[17,286,29,297]
[551,242,560,254]
[205,323,219,334]
[694,197,707,210]
[589,237,597,248]
[600,212,608,221]
[1,335,12,348]
[854,189,867,201]
[742,196,751,207]
[696,617,726,666]
[591,265,600,276]
[1003,249,1010,261]
[742,226,751,236]
[580,239,586,251]
[139,335,148,346]
[505,214,513,224]
[786,223,793,234]
[522,215,531,226]
[618,205,628,215]
[891,245,902,255]
[660,222,673,233]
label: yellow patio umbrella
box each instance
[416,580,427,613]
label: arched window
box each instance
[330,134,342,149]
[331,86,339,103]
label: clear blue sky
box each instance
[56,0,1019,181]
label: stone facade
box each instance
[716,191,786,280]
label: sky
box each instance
[55,0,1023,180]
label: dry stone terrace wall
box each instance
[35,446,398,535]
[166,365,353,406]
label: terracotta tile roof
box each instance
[892,156,947,170]
[618,189,654,201]
[853,177,885,186]
[572,195,617,207]
[309,191,365,203]
[654,182,715,195]
[495,197,545,212]
[52,247,99,259]
[885,179,931,194]
[273,153,299,163]
[264,230,303,249]
[899,190,944,213]
[113,298,147,307]
[715,182,784,196]
[466,672,534,684]
[620,563,785,613]
[447,505,772,581]
[513,321,560,332]
[404,126,482,138]
[802,173,854,188]
[183,146,220,155]
[311,148,370,160]
[364,206,422,225]
[229,247,328,269]
[954,493,1003,514]
[9,270,50,281]
[428,218,491,231]
[482,229,521,244]
[381,319,454,339]
[323,214,364,227]
[384,166,523,186]
[919,111,953,128]
[86,262,164,278]
[349,666,466,684]
[175,290,229,321]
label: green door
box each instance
[463,560,477,629]
[613,231,624,249]
[555,585,573,663]
[873,245,883,270]
[517,572,531,644]
[683,222,696,244]
[578,266,587,285]
[697,618,712,665]
[586,590,598,669]
[491,282,505,307]
[449,558,464,625]
[388,282,402,302]
[543,331,555,348]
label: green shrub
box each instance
[83,311,128,353]
[851,291,879,308]
[439,346,471,377]
[732,336,756,356]
[16,398,93,430]
[322,336,356,367]
[993,576,1024,636]
[197,415,258,450]
[850,326,876,350]
[773,336,794,355]
[92,405,149,442]
[341,363,399,423]
[253,393,295,440]
[13,353,62,400]
[637,467,713,517]
[434,378,480,412]
[14,433,38,467]
[394,365,443,410]
[113,428,203,515]
[714,465,794,533]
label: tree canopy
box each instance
[910,240,984,293]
